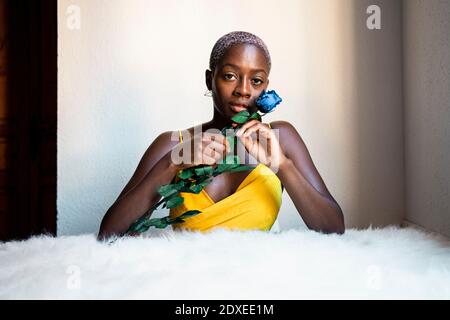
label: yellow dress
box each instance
[169,124,283,233]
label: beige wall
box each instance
[58,0,405,234]
[345,0,405,228]
[403,0,450,238]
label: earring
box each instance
[204,89,212,97]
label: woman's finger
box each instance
[202,154,217,165]
[204,145,225,161]
[203,141,226,157]
[242,124,267,138]
[235,120,260,136]
[203,133,230,152]
[238,132,256,153]
[243,123,271,137]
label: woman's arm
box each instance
[273,121,345,234]
[98,131,179,240]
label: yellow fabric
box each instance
[170,123,282,233]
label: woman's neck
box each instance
[203,108,232,132]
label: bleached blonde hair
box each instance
[209,31,271,73]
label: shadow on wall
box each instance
[349,0,404,228]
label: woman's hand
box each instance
[236,120,288,170]
[173,132,230,170]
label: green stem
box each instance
[121,111,265,238]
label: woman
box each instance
[98,31,344,240]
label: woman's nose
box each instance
[233,78,251,98]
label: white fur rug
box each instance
[1,226,449,299]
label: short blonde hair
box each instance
[209,31,271,73]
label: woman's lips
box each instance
[230,104,248,113]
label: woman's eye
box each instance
[224,73,236,80]
[252,79,263,85]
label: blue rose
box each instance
[256,90,282,113]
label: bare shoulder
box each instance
[115,130,179,200]
[268,120,306,156]
[136,130,180,169]
[155,130,180,149]
[269,120,335,199]
[142,130,180,161]
[269,120,298,134]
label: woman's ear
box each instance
[205,69,213,90]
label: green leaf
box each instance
[249,112,262,121]
[178,210,201,219]
[179,186,197,193]
[168,210,201,225]
[219,155,241,168]
[148,218,170,229]
[194,166,214,177]
[188,175,212,193]
[171,217,185,224]
[157,184,180,197]
[133,224,149,233]
[189,184,204,194]
[176,180,187,189]
[126,215,152,234]
[166,195,184,209]
[214,164,224,173]
[127,219,145,233]
[231,112,250,124]
[217,157,241,173]
[198,177,213,186]
[162,216,171,224]
[177,168,195,179]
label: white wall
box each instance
[403,0,450,238]
[58,0,405,235]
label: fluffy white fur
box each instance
[1,227,449,299]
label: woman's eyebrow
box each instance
[222,63,267,75]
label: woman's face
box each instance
[206,43,270,122]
